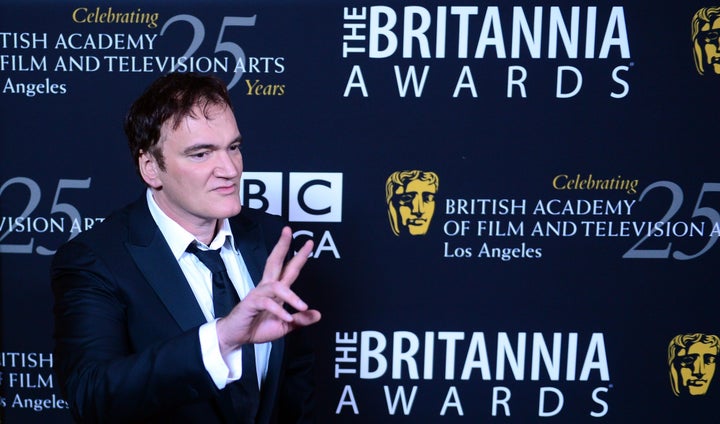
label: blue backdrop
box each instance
[1,1,719,422]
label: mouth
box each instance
[212,184,237,194]
[407,219,427,226]
[688,379,707,386]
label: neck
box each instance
[193,221,220,246]
[150,190,220,245]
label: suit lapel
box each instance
[230,213,286,423]
[124,198,206,331]
[256,338,284,424]
[230,214,265,286]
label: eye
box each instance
[397,193,415,205]
[679,355,697,368]
[186,149,212,161]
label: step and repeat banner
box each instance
[1,0,719,422]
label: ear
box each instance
[138,150,162,189]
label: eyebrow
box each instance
[182,136,242,155]
[182,144,216,155]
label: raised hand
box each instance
[216,226,321,356]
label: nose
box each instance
[693,358,706,377]
[412,196,424,215]
[214,150,241,178]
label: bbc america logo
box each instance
[240,172,343,223]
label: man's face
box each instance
[392,179,436,235]
[677,342,718,395]
[701,18,720,74]
[142,104,243,233]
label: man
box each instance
[385,170,439,236]
[51,72,321,423]
[668,333,720,396]
[692,6,720,76]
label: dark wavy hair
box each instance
[124,72,232,173]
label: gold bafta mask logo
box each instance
[693,7,720,75]
[386,170,439,236]
[668,333,720,396]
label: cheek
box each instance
[170,164,209,186]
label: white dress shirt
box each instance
[146,189,270,389]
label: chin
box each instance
[212,204,242,219]
[226,206,242,217]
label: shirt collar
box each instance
[145,189,236,259]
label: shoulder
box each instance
[230,208,287,250]
[53,197,145,259]
[75,200,141,240]
[235,207,285,228]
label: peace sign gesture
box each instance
[216,226,321,357]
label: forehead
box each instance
[160,103,238,139]
[701,17,720,31]
[687,342,717,355]
[405,179,436,192]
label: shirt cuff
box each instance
[199,320,243,389]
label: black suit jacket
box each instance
[51,196,315,423]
